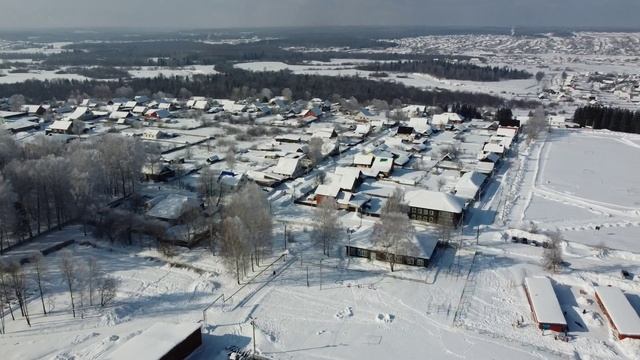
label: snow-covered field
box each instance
[515,130,640,252]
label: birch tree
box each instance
[7,262,30,327]
[311,200,342,256]
[372,212,416,272]
[59,251,77,317]
[220,216,249,284]
[31,253,48,315]
[543,230,564,273]
[0,175,16,253]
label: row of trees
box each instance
[0,67,522,108]
[573,105,640,134]
[219,184,273,284]
[0,131,149,252]
[358,60,532,82]
[0,251,117,333]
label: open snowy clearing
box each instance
[515,130,640,252]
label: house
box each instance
[354,153,374,168]
[524,277,567,333]
[498,118,521,129]
[21,104,46,115]
[371,156,394,177]
[218,171,247,191]
[109,111,134,120]
[408,117,433,135]
[145,109,171,119]
[354,124,371,137]
[595,286,640,340]
[142,129,165,140]
[345,231,437,268]
[47,120,73,135]
[405,190,465,227]
[132,105,147,114]
[146,194,200,224]
[310,126,337,139]
[454,171,487,201]
[432,112,463,128]
[142,163,175,182]
[355,108,376,122]
[1,117,40,133]
[483,142,505,156]
[273,156,305,178]
[67,106,93,121]
[106,322,202,360]
[496,127,518,138]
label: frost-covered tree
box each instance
[31,253,48,315]
[524,106,547,144]
[311,200,342,256]
[8,94,25,112]
[59,251,77,318]
[307,137,324,166]
[542,230,564,273]
[7,261,30,326]
[372,211,416,272]
[0,175,16,253]
[220,216,249,284]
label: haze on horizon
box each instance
[1,0,639,30]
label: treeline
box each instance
[0,132,148,252]
[0,67,531,108]
[57,66,131,79]
[357,60,532,82]
[573,106,640,134]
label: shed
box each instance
[595,286,640,340]
[524,277,567,333]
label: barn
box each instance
[106,322,202,360]
[595,286,640,340]
[524,277,567,333]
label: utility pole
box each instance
[306,266,309,287]
[283,222,287,251]
[476,225,480,245]
[320,258,323,290]
[250,317,257,355]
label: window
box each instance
[416,259,425,267]
[406,257,415,265]
[429,210,435,215]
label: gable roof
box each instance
[273,156,302,177]
[454,171,487,200]
[49,120,73,131]
[405,190,465,213]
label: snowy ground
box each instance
[513,129,640,252]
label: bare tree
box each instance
[524,106,547,144]
[281,88,293,101]
[114,86,134,99]
[7,261,30,326]
[260,88,273,101]
[220,216,249,284]
[31,253,48,315]
[0,175,16,253]
[98,275,118,307]
[86,257,101,306]
[8,94,25,112]
[307,137,324,166]
[0,129,19,170]
[311,200,342,256]
[382,188,407,215]
[0,260,15,323]
[71,120,85,135]
[372,211,416,272]
[436,178,446,191]
[226,146,236,170]
[59,251,77,317]
[542,230,564,273]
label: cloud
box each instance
[1,0,639,29]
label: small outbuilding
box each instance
[595,286,640,340]
[524,277,567,333]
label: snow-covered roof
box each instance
[524,277,567,326]
[454,171,487,200]
[67,106,91,120]
[475,161,495,174]
[372,156,393,174]
[49,120,73,131]
[408,118,433,134]
[273,156,302,177]
[354,153,374,166]
[147,194,198,221]
[483,143,505,154]
[315,183,340,198]
[405,190,464,213]
[432,112,463,125]
[496,127,517,137]
[595,286,640,337]
[105,322,201,360]
[109,111,132,119]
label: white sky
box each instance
[0,0,639,29]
